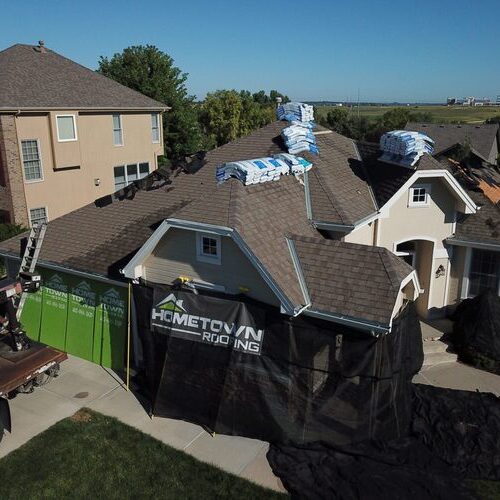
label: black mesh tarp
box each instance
[132,283,423,447]
[268,384,500,499]
[452,289,500,361]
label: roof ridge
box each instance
[377,248,404,291]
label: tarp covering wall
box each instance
[452,289,500,362]
[21,269,127,369]
[132,283,423,446]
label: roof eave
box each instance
[0,106,170,113]
[304,308,389,336]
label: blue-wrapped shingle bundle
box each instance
[281,122,319,155]
[379,130,435,168]
[216,154,312,186]
[276,102,319,155]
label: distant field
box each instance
[314,105,500,124]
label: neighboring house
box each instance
[405,122,499,166]
[0,119,497,351]
[404,122,500,309]
[0,42,167,227]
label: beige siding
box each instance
[143,228,280,306]
[15,111,164,221]
[344,221,374,245]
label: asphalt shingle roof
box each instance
[0,44,166,110]
[406,122,499,162]
[292,236,413,325]
[0,121,414,323]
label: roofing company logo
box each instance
[72,280,96,305]
[45,273,67,294]
[101,288,124,307]
[151,292,265,355]
[156,293,186,313]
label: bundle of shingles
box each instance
[277,102,319,155]
[216,153,312,186]
[379,130,434,168]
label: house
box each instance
[0,119,498,365]
[404,122,500,304]
[0,42,167,227]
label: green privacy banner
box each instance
[21,269,127,370]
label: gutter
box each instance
[0,106,169,113]
[446,238,500,251]
[304,308,389,336]
[0,251,127,288]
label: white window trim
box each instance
[151,113,160,144]
[20,138,44,184]
[462,246,500,298]
[28,206,49,227]
[113,114,124,146]
[56,114,78,142]
[408,183,431,208]
[196,232,221,265]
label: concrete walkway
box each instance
[1,355,285,493]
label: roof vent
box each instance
[35,40,46,53]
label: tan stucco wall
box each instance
[15,111,164,221]
[344,221,375,245]
[447,245,467,307]
[143,228,280,307]
[376,178,458,314]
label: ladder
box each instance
[16,222,47,319]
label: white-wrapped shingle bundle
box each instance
[282,124,319,155]
[216,157,289,186]
[273,153,313,174]
[276,102,315,123]
[379,130,434,168]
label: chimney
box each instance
[275,96,282,109]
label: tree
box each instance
[486,115,500,124]
[199,89,283,147]
[98,45,205,161]
[378,107,411,130]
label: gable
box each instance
[142,227,280,306]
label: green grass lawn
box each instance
[0,409,286,500]
[315,104,500,124]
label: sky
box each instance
[1,0,499,103]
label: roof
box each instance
[0,44,167,111]
[405,122,499,163]
[443,159,500,246]
[292,236,414,326]
[356,141,450,208]
[0,121,413,325]
[306,131,377,225]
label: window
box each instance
[56,115,77,142]
[151,113,160,143]
[29,207,48,226]
[113,114,123,145]
[113,162,149,190]
[468,249,499,297]
[408,184,431,207]
[196,233,221,265]
[21,140,43,181]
